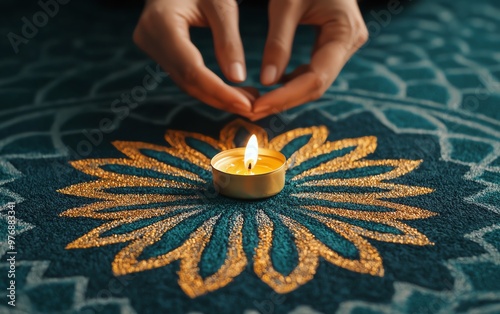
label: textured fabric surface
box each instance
[0,0,499,313]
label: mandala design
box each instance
[58,119,436,297]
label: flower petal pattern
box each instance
[58,119,436,297]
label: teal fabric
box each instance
[1,0,500,313]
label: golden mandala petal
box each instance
[59,120,436,297]
[112,213,247,298]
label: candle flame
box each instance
[244,134,258,170]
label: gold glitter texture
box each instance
[254,210,319,294]
[254,210,384,295]
[112,213,247,298]
[59,119,436,297]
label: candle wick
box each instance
[248,163,252,170]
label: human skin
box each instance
[133,0,368,120]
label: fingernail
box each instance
[261,65,277,85]
[229,62,245,82]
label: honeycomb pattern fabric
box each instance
[0,0,499,313]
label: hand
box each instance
[251,0,368,120]
[133,0,258,118]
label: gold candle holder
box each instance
[211,148,286,200]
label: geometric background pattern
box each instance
[0,0,499,313]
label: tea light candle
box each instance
[211,135,286,199]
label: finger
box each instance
[235,86,260,103]
[135,12,252,113]
[312,26,321,56]
[254,19,366,114]
[248,100,295,121]
[167,39,252,113]
[253,71,323,114]
[261,0,302,86]
[191,90,256,120]
[247,110,274,122]
[280,64,309,84]
[204,0,246,82]
[310,22,353,75]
